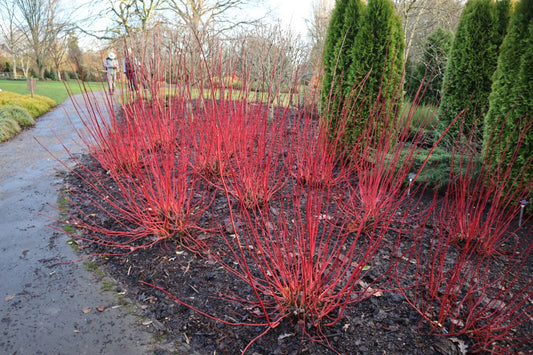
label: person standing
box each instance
[123,49,138,91]
[104,52,119,93]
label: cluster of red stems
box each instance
[52,50,533,354]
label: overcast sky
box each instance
[268,0,334,39]
[73,0,329,49]
[268,0,313,36]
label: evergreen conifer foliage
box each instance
[484,0,533,186]
[335,0,366,97]
[406,28,453,106]
[438,0,511,142]
[321,0,366,116]
[322,0,351,108]
[495,0,513,42]
[347,0,404,142]
[321,0,404,155]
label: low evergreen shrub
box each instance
[397,102,439,143]
[0,91,56,117]
[0,112,22,142]
[0,105,35,127]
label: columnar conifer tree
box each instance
[346,0,404,143]
[438,0,511,141]
[321,0,404,154]
[336,0,366,97]
[321,0,365,116]
[322,0,351,110]
[484,0,532,185]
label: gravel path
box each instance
[0,94,166,354]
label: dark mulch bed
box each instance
[60,149,533,355]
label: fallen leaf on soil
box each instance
[5,294,15,302]
[142,319,152,326]
[251,308,263,316]
[96,305,105,312]
[81,306,91,314]
[358,281,383,297]
[278,333,294,341]
[450,337,468,355]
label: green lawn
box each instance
[0,79,99,104]
[179,87,306,108]
[0,78,307,108]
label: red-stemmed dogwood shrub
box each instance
[394,210,533,353]
[288,110,348,189]
[70,90,147,177]
[188,104,231,181]
[392,116,533,353]
[187,95,254,183]
[221,99,290,209]
[201,180,390,352]
[117,136,212,245]
[186,59,293,209]
[338,80,452,235]
[176,77,455,352]
[58,136,211,252]
[49,62,214,254]
[436,115,533,256]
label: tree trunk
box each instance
[37,59,44,79]
[11,55,18,79]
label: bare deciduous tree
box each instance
[305,0,333,79]
[15,0,70,78]
[0,0,25,78]
[18,48,34,78]
[167,0,261,38]
[394,0,463,61]
[73,0,167,43]
[103,0,167,37]
[48,29,69,80]
[230,22,306,112]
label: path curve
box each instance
[0,94,178,354]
